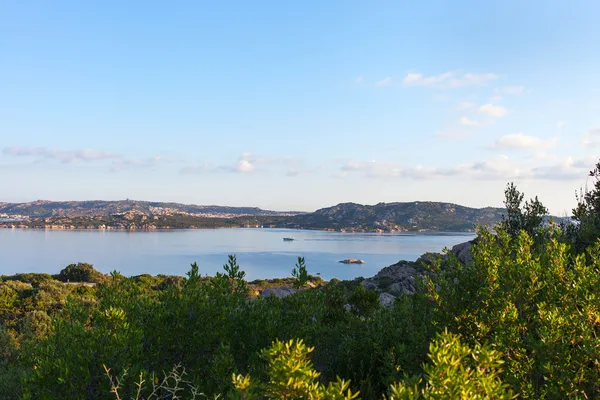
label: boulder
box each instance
[450,240,474,264]
[361,260,425,296]
[379,292,396,308]
[388,279,416,297]
[260,286,297,299]
[361,280,379,291]
[373,261,420,281]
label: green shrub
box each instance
[427,227,600,398]
[388,331,514,400]
[56,262,105,283]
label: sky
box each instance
[1,1,599,214]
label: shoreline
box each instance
[0,225,477,235]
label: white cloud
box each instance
[478,103,508,117]
[341,160,402,178]
[493,133,558,151]
[402,71,498,89]
[235,159,254,173]
[2,146,165,171]
[355,75,364,84]
[583,128,600,147]
[490,95,503,103]
[532,152,558,161]
[459,116,481,127]
[3,146,120,163]
[501,86,525,95]
[532,156,596,180]
[337,154,594,182]
[468,154,527,180]
[202,153,304,174]
[375,77,392,87]
[457,101,475,110]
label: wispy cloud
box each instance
[459,116,481,127]
[402,71,498,89]
[355,75,364,84]
[337,155,593,182]
[531,156,596,180]
[492,133,558,151]
[500,86,525,95]
[375,77,392,87]
[180,162,212,175]
[111,156,165,172]
[3,146,120,163]
[2,146,164,171]
[583,128,600,147]
[478,103,508,117]
[457,101,475,110]
[181,153,304,175]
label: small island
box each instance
[339,258,365,264]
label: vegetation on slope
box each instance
[282,201,507,232]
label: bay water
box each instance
[0,228,475,280]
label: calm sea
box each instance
[0,228,475,280]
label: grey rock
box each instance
[388,280,416,296]
[450,241,474,264]
[260,286,297,299]
[374,261,419,281]
[358,239,475,299]
[361,280,379,291]
[379,292,396,308]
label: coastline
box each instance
[0,224,477,234]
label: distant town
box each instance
[0,200,510,232]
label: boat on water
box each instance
[283,237,295,241]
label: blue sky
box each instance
[1,0,599,214]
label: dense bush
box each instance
[56,262,105,283]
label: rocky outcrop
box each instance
[339,259,365,264]
[378,292,396,308]
[260,286,297,299]
[361,260,426,298]
[450,241,474,264]
[361,239,475,306]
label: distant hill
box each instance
[280,202,507,232]
[0,200,301,218]
[2,199,566,233]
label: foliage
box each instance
[292,256,309,289]
[569,161,600,251]
[427,226,600,398]
[388,331,514,400]
[57,262,105,283]
[501,182,548,240]
[104,364,209,400]
[233,339,359,399]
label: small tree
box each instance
[500,182,548,239]
[569,160,600,251]
[291,257,309,289]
